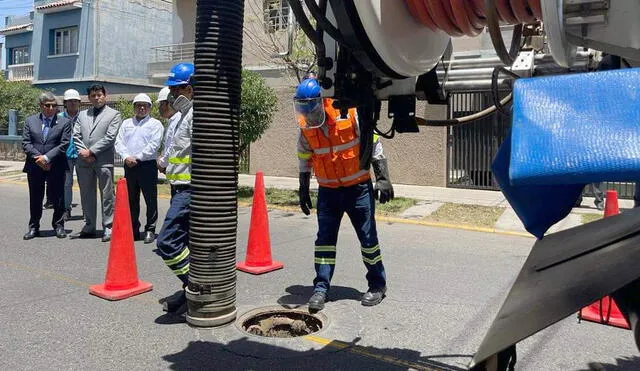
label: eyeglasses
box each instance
[41,104,57,108]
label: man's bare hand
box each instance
[78,149,92,159]
[125,156,138,168]
[34,155,49,170]
[84,155,96,164]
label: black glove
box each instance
[372,158,394,204]
[298,172,312,215]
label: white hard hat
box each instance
[133,93,152,105]
[63,89,81,101]
[156,86,170,103]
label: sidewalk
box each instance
[1,160,631,237]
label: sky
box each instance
[0,0,35,69]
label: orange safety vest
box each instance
[299,99,371,188]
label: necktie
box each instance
[43,118,50,140]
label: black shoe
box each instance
[308,291,326,312]
[160,290,187,313]
[23,228,39,240]
[43,201,53,209]
[70,230,97,239]
[55,226,67,239]
[101,233,111,243]
[144,231,155,244]
[361,287,386,307]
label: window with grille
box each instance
[11,46,30,65]
[263,0,290,33]
[53,26,79,55]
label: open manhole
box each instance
[237,306,327,338]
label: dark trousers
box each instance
[313,180,386,293]
[124,160,158,233]
[156,187,190,285]
[28,168,65,229]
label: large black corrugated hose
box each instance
[186,0,244,327]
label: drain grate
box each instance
[238,307,326,338]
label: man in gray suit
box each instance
[72,84,122,242]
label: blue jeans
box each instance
[156,187,191,286]
[313,180,386,293]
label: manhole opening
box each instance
[240,310,324,338]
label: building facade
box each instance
[1,0,173,94]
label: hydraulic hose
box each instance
[404,0,540,64]
[186,0,244,327]
[404,0,541,36]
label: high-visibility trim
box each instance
[361,245,380,254]
[340,169,369,182]
[312,138,360,155]
[173,264,190,276]
[315,176,339,184]
[373,133,380,142]
[164,248,190,266]
[362,255,383,265]
[169,156,191,164]
[316,169,370,186]
[314,257,336,265]
[315,245,336,252]
[297,152,312,160]
[166,173,191,181]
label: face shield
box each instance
[294,97,325,129]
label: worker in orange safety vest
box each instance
[295,78,394,312]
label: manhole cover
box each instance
[237,306,327,338]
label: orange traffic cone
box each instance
[89,178,153,300]
[237,171,284,274]
[578,190,630,329]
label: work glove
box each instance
[299,172,312,215]
[372,158,394,204]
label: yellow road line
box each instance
[304,335,451,370]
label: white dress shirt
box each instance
[115,115,164,162]
[158,111,182,168]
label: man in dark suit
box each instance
[22,91,72,239]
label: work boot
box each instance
[361,286,386,307]
[43,200,53,209]
[159,290,187,314]
[144,231,155,244]
[308,291,326,312]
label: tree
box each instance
[0,78,43,134]
[243,0,316,83]
[240,69,277,152]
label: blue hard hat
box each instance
[294,78,322,114]
[166,62,195,86]
[295,78,321,100]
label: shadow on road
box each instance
[162,337,470,371]
[277,284,364,308]
[579,356,640,371]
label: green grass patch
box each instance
[582,213,603,224]
[376,197,417,216]
[425,203,505,228]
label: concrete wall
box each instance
[249,87,448,186]
[173,0,195,44]
[0,137,25,161]
[97,0,172,82]
[5,32,32,65]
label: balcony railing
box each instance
[7,63,34,81]
[149,42,195,63]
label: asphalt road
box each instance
[0,181,638,370]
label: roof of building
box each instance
[35,0,80,10]
[0,23,33,34]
